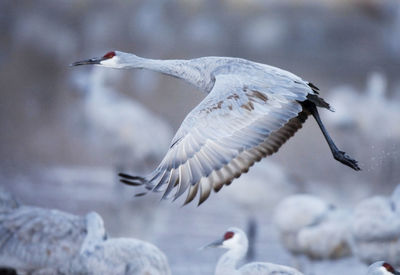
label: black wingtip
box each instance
[134,192,148,197]
[119,173,145,181]
[119,173,147,186]
[120,179,144,186]
[308,82,320,92]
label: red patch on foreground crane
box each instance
[103,51,116,59]
[224,231,234,240]
[383,262,396,273]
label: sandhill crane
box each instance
[71,66,173,172]
[326,72,400,139]
[350,185,400,266]
[273,194,333,255]
[296,207,352,259]
[273,194,352,273]
[72,51,360,205]
[203,227,303,275]
[0,193,171,274]
[69,238,171,275]
[0,206,106,274]
[367,261,400,275]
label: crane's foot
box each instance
[333,150,360,171]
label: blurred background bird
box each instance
[273,194,353,273]
[0,187,171,275]
[350,185,400,267]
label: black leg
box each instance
[246,217,257,261]
[304,101,360,171]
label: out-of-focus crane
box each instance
[0,207,106,274]
[351,185,400,266]
[273,194,352,272]
[0,190,171,275]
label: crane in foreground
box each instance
[0,207,106,273]
[72,51,360,205]
[0,190,171,275]
[202,227,303,275]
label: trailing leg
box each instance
[303,101,360,171]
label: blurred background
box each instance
[1,0,399,274]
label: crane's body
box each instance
[203,227,303,275]
[351,185,400,266]
[274,194,352,260]
[0,190,171,275]
[70,238,171,275]
[0,205,105,273]
[73,51,360,205]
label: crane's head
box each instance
[202,227,248,252]
[80,212,107,254]
[71,51,125,68]
[367,261,400,275]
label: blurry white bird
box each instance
[0,206,106,274]
[0,194,171,275]
[351,185,400,266]
[273,194,352,273]
[72,51,360,205]
[72,66,173,171]
[69,238,171,275]
[273,194,333,255]
[327,72,400,139]
[203,227,303,275]
[367,261,400,275]
[296,207,352,259]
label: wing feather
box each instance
[121,73,314,204]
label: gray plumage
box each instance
[0,192,171,275]
[69,238,171,275]
[351,185,400,266]
[72,51,360,205]
[273,194,333,255]
[274,194,352,260]
[0,205,105,273]
[0,186,20,211]
[204,227,303,275]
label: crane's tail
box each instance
[119,173,146,186]
[306,82,334,111]
[119,173,153,197]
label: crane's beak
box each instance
[70,57,102,66]
[199,238,223,250]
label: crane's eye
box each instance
[224,231,234,240]
[383,263,395,273]
[103,51,116,59]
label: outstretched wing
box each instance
[120,73,315,205]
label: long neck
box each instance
[119,54,214,93]
[215,248,245,275]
